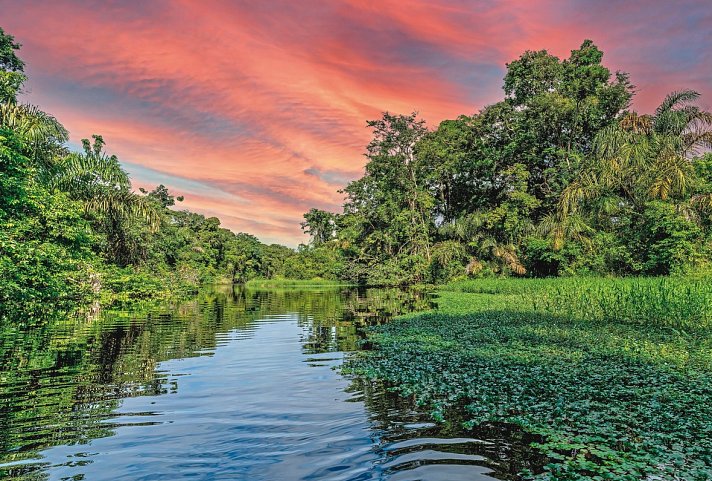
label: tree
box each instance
[301,208,336,246]
[52,135,160,266]
[502,40,633,212]
[140,184,184,208]
[340,112,434,284]
[416,114,499,222]
[0,27,25,103]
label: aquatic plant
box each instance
[346,278,712,480]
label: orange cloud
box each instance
[3,0,710,244]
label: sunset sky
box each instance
[2,0,710,245]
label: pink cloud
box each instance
[2,0,709,244]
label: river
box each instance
[0,286,538,480]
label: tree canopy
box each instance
[300,40,711,284]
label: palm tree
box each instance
[1,102,160,264]
[0,102,68,166]
[441,212,527,275]
[52,135,160,265]
[53,135,131,194]
[560,90,712,217]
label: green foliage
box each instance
[429,240,468,282]
[521,237,568,277]
[139,183,184,207]
[0,130,94,320]
[530,277,712,329]
[99,265,174,302]
[0,27,25,102]
[299,40,711,284]
[637,201,704,274]
[50,135,161,266]
[0,29,302,315]
[0,28,24,73]
[346,278,712,480]
[301,208,336,246]
[244,278,350,288]
[338,112,434,284]
[281,245,345,280]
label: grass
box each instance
[244,278,353,289]
[447,276,712,329]
[345,277,712,480]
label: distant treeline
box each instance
[300,40,712,285]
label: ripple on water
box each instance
[0,287,541,480]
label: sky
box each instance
[1,0,710,245]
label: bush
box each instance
[637,201,704,275]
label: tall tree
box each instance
[340,112,433,283]
[52,135,159,266]
[301,208,336,246]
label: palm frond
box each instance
[431,240,466,266]
[0,102,68,143]
[0,102,69,167]
[539,212,593,250]
[492,244,526,275]
[465,258,483,275]
[619,112,652,134]
[53,151,130,194]
[83,189,160,231]
[559,176,602,217]
[655,89,700,118]
[690,193,712,211]
[683,130,712,156]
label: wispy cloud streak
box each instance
[1,0,709,244]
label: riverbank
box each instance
[47,275,351,318]
[346,277,712,480]
[244,278,353,289]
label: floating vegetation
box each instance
[346,278,712,480]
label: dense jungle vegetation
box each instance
[300,40,712,285]
[0,27,318,320]
[2,26,711,319]
[346,277,712,480]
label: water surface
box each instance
[0,286,538,480]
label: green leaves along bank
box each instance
[301,40,711,285]
[346,278,712,480]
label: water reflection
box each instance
[0,286,539,480]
